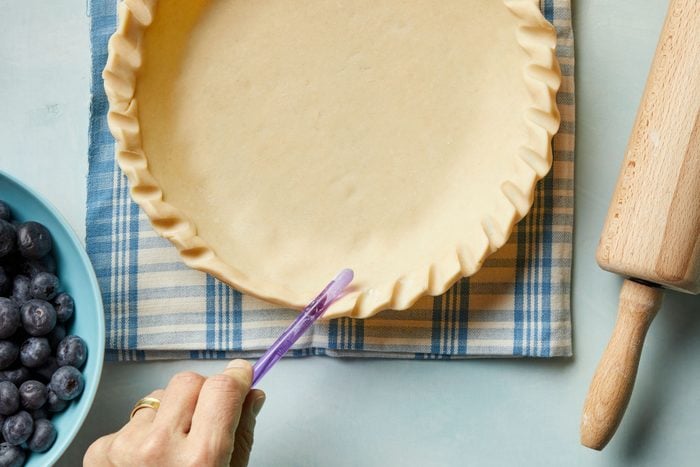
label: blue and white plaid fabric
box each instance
[87,0,574,361]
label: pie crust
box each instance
[103,0,561,318]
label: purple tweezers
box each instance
[252,269,354,386]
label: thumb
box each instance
[230,389,265,467]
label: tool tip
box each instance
[325,269,354,302]
[336,268,354,285]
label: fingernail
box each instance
[227,359,249,369]
[252,394,266,416]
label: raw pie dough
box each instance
[104,0,560,318]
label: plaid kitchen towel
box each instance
[87,0,575,361]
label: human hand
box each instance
[84,360,265,467]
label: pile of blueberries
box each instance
[0,200,87,466]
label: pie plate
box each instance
[103,0,561,319]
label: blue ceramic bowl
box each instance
[0,171,105,466]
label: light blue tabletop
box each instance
[1,1,699,466]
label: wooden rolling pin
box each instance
[580,0,700,451]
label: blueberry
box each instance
[45,389,68,413]
[19,260,42,278]
[20,255,56,278]
[41,253,56,275]
[0,203,10,223]
[0,299,19,339]
[19,380,48,410]
[30,407,48,420]
[16,222,52,260]
[0,366,30,387]
[0,342,18,370]
[33,356,58,383]
[19,299,56,336]
[30,272,59,301]
[0,442,25,467]
[49,366,84,401]
[0,221,16,259]
[53,292,74,323]
[0,382,19,416]
[47,325,66,351]
[9,275,30,306]
[0,268,8,298]
[2,411,33,445]
[56,335,87,369]
[19,337,50,368]
[28,418,56,453]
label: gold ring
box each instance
[130,397,161,420]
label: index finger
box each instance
[189,360,253,445]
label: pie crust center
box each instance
[106,0,560,317]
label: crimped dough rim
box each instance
[103,0,561,319]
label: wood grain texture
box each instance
[596,0,700,294]
[581,279,664,450]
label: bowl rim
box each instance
[0,170,106,465]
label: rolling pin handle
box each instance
[580,279,664,450]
